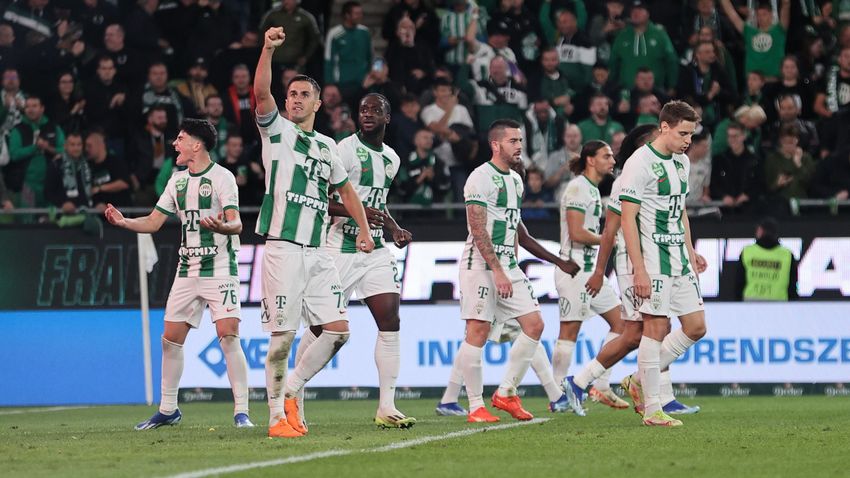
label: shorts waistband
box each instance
[264,237,318,248]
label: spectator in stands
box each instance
[685,0,737,46]
[357,58,402,114]
[314,83,343,137]
[719,0,790,80]
[259,0,321,71]
[86,129,130,211]
[381,0,440,49]
[521,167,553,220]
[540,0,588,44]
[204,95,229,163]
[0,168,13,210]
[467,19,521,83]
[617,67,667,125]
[577,93,624,144]
[1,68,25,136]
[155,0,199,64]
[139,62,190,141]
[468,55,528,139]
[45,132,91,214]
[683,26,739,95]
[7,95,63,207]
[124,0,166,58]
[73,0,119,50]
[386,15,435,96]
[744,69,766,106]
[387,93,424,162]
[553,9,596,92]
[713,104,766,155]
[396,128,449,207]
[769,94,820,156]
[676,41,736,129]
[799,31,828,83]
[573,62,621,121]
[538,47,574,119]
[762,55,815,122]
[634,92,661,126]
[0,23,21,72]
[183,0,240,66]
[2,0,54,48]
[711,121,759,210]
[524,98,563,170]
[222,64,256,146]
[127,105,170,206]
[588,0,627,63]
[218,131,261,206]
[324,1,372,102]
[813,46,850,154]
[100,24,145,89]
[544,123,582,199]
[48,72,85,134]
[809,147,850,200]
[210,30,261,92]
[764,124,816,203]
[175,58,218,116]
[18,13,87,100]
[84,56,126,153]
[440,0,478,76]
[685,132,713,206]
[609,0,679,91]
[421,77,475,201]
[491,0,545,81]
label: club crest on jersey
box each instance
[651,163,665,178]
[356,147,369,162]
[385,163,394,178]
[677,167,688,182]
[199,183,213,197]
[492,175,505,189]
[319,145,332,163]
[175,177,188,191]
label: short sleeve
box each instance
[563,181,588,213]
[619,157,651,205]
[155,177,176,217]
[608,180,622,215]
[327,142,349,188]
[218,171,240,212]
[255,108,285,138]
[464,171,489,207]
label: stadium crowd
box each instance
[1,0,850,219]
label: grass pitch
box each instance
[1,397,847,478]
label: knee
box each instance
[376,314,400,332]
[327,330,350,351]
[625,334,642,350]
[525,319,544,340]
[684,322,707,341]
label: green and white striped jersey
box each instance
[618,143,691,277]
[607,176,633,276]
[462,161,523,270]
[255,109,349,247]
[325,133,400,253]
[559,175,602,272]
[155,162,240,277]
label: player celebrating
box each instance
[456,119,546,423]
[618,101,707,427]
[302,93,416,429]
[105,118,253,430]
[254,27,375,438]
[552,140,630,415]
[564,125,702,417]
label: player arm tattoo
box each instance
[467,203,503,272]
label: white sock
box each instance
[497,333,539,396]
[573,359,606,390]
[265,332,294,426]
[530,343,563,401]
[457,341,484,410]
[294,329,318,423]
[159,337,184,415]
[219,335,249,415]
[440,351,464,404]
[551,339,576,385]
[592,332,620,391]
[375,331,400,413]
[660,370,675,406]
[638,336,662,416]
[285,330,349,397]
[660,328,696,370]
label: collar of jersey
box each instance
[582,174,598,187]
[189,161,214,177]
[646,142,673,160]
[487,161,509,175]
[357,131,383,152]
[295,124,316,137]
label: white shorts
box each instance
[639,273,704,318]
[165,276,241,328]
[616,274,642,321]
[261,241,347,333]
[331,247,400,305]
[554,269,620,322]
[459,267,540,326]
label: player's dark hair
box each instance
[571,140,609,175]
[616,124,657,169]
[362,92,391,113]
[758,217,779,242]
[488,119,521,143]
[659,100,701,128]
[180,118,217,152]
[287,74,321,97]
[636,66,653,75]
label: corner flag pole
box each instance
[137,233,156,406]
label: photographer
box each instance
[6,95,64,207]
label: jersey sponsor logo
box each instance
[176,177,189,191]
[199,183,213,197]
[342,223,384,238]
[467,193,485,201]
[285,191,328,211]
[651,162,665,178]
[493,244,516,257]
[652,232,685,245]
[621,187,638,197]
[179,245,219,257]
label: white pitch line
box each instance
[168,418,549,478]
[0,406,92,416]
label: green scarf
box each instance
[60,152,92,206]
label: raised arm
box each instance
[585,208,621,296]
[104,204,168,233]
[718,0,744,33]
[336,181,375,252]
[779,0,790,30]
[255,27,284,116]
[467,203,512,298]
